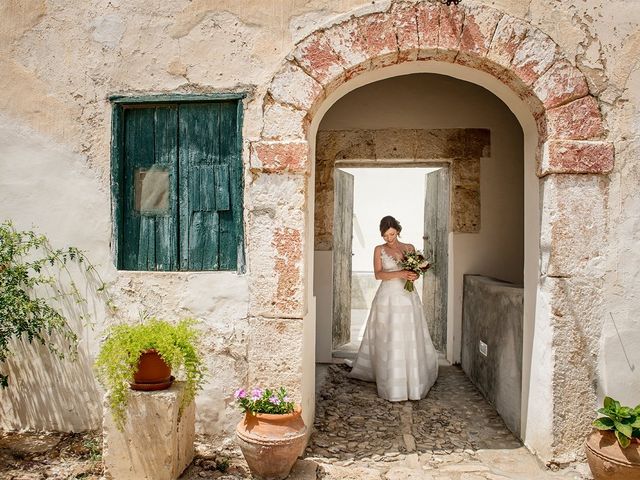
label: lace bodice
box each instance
[380,248,402,272]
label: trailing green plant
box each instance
[0,220,109,388]
[593,396,640,448]
[94,317,206,430]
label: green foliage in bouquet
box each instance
[94,317,206,429]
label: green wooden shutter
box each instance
[218,101,241,270]
[122,106,179,271]
[177,101,241,271]
[179,103,220,270]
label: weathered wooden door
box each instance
[423,168,449,353]
[332,169,354,349]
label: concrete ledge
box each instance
[103,381,195,480]
[461,274,523,437]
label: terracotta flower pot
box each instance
[130,350,173,391]
[585,430,640,480]
[235,406,307,480]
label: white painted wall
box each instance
[318,73,525,366]
[0,114,250,439]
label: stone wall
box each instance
[315,128,490,250]
[461,275,523,438]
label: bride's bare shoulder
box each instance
[403,242,416,252]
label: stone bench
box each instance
[103,381,195,480]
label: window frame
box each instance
[110,93,246,272]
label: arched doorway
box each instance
[313,72,525,436]
[250,1,613,463]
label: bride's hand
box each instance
[400,270,418,281]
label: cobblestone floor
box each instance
[0,364,592,480]
[298,363,591,480]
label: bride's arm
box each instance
[373,245,416,281]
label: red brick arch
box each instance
[247,3,613,461]
[253,1,613,177]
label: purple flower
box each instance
[269,396,281,405]
[251,388,263,400]
[283,396,291,403]
[234,388,247,399]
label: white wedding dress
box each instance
[349,248,439,401]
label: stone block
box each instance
[539,174,608,278]
[358,13,399,69]
[546,96,604,140]
[247,317,305,401]
[103,382,195,480]
[452,157,480,188]
[262,101,308,140]
[268,62,323,113]
[316,129,375,161]
[246,172,306,318]
[533,60,590,109]
[415,1,439,59]
[324,19,371,81]
[437,4,465,60]
[538,276,604,461]
[392,2,419,62]
[292,31,345,87]
[510,27,558,86]
[452,185,480,233]
[487,15,528,69]
[486,15,529,70]
[458,5,503,58]
[250,141,309,174]
[374,129,417,160]
[246,197,306,318]
[541,140,614,175]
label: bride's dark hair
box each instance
[379,216,402,235]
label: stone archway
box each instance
[247,0,613,464]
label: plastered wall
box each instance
[0,1,639,459]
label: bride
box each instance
[349,215,439,401]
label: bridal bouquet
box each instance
[397,250,431,292]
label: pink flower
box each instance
[251,388,263,400]
[283,396,291,403]
[269,396,281,405]
[234,388,247,399]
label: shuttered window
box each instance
[111,96,244,271]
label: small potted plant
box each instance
[586,396,640,479]
[94,317,206,430]
[234,386,307,480]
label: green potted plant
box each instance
[234,386,307,480]
[94,317,206,430]
[586,396,640,479]
[0,220,108,388]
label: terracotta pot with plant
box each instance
[586,396,640,480]
[94,317,206,430]
[234,387,307,480]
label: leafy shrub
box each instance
[0,221,107,387]
[593,396,640,448]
